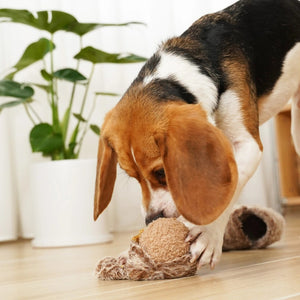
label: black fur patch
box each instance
[181,0,300,98]
[162,45,227,98]
[145,77,197,104]
[224,0,300,96]
[136,53,161,82]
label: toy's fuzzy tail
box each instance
[94,256,128,280]
[223,206,285,251]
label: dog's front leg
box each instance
[181,89,263,269]
[179,204,233,269]
[179,136,262,269]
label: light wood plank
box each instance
[285,197,300,206]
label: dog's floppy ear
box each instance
[94,136,117,221]
[155,105,238,225]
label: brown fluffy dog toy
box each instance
[95,206,285,281]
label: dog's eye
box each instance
[153,168,166,186]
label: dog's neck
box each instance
[131,49,218,125]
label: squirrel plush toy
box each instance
[95,206,285,281]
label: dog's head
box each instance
[94,88,238,226]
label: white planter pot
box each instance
[0,113,17,241]
[30,159,112,247]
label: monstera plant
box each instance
[0,9,146,160]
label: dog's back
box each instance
[180,0,300,98]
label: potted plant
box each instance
[0,9,147,247]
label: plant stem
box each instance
[79,63,95,115]
[28,104,42,123]
[76,93,98,156]
[23,103,36,125]
[67,63,95,158]
[42,58,51,106]
[62,37,83,143]
[50,33,60,133]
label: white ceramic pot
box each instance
[30,159,112,247]
[0,113,17,241]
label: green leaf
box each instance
[5,38,55,80]
[74,46,147,64]
[95,92,119,97]
[95,21,145,28]
[44,10,77,34]
[73,113,87,122]
[0,9,145,36]
[65,22,100,36]
[0,98,27,109]
[65,21,145,36]
[30,123,64,154]
[0,80,34,98]
[90,124,100,136]
[53,68,87,82]
[40,69,53,81]
[0,9,77,33]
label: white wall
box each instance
[0,0,281,239]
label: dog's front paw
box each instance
[185,223,225,269]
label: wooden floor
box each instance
[1,207,300,300]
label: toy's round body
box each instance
[139,218,190,263]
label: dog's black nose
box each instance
[145,211,165,226]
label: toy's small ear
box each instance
[94,136,117,221]
[155,104,238,225]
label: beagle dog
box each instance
[94,0,300,269]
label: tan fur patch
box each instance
[222,57,263,151]
[162,36,201,53]
[101,90,171,212]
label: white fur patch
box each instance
[145,179,178,218]
[259,42,300,124]
[130,147,137,164]
[144,51,218,116]
[216,90,262,185]
[216,90,248,143]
